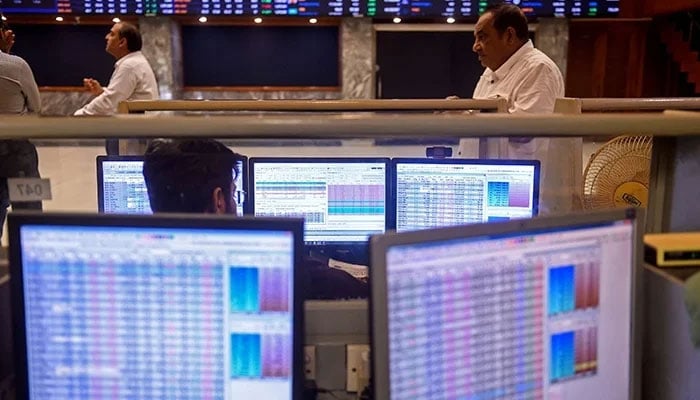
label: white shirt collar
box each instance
[115,51,141,68]
[486,40,534,82]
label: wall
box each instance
[536,18,570,80]
[566,19,650,97]
[39,17,571,114]
[644,0,700,16]
[620,0,700,17]
[641,23,699,97]
[39,17,374,115]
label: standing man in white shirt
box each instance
[75,22,158,116]
[458,3,579,214]
[74,22,159,154]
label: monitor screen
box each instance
[393,159,539,232]
[8,213,303,400]
[250,158,390,244]
[97,156,246,216]
[371,209,640,400]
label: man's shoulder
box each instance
[0,52,33,76]
[0,52,31,68]
[513,47,563,84]
[521,47,561,73]
[119,52,151,69]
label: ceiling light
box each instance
[1,15,7,21]
[309,18,318,24]
[446,17,455,23]
[198,16,207,23]
[392,17,401,23]
[112,17,121,23]
[55,16,64,22]
[254,17,263,23]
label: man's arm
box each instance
[74,65,137,116]
[19,59,41,113]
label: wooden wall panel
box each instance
[621,0,700,17]
[566,20,650,98]
[646,0,700,16]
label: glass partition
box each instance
[0,110,687,248]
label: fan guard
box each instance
[583,135,652,210]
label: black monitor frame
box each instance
[8,211,305,400]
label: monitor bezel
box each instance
[8,211,305,400]
[390,157,541,230]
[96,155,249,215]
[369,208,643,400]
[248,157,392,245]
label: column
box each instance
[535,18,569,80]
[341,18,375,99]
[138,16,184,100]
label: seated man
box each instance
[142,139,367,300]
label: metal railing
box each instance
[117,99,509,114]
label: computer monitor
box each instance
[249,157,390,245]
[370,208,642,400]
[392,158,540,232]
[97,155,247,216]
[8,212,304,400]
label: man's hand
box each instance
[82,78,104,96]
[0,29,15,53]
[438,95,476,115]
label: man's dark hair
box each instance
[117,22,143,52]
[485,3,529,41]
[143,139,242,213]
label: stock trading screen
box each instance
[369,0,620,18]
[0,0,364,15]
[251,160,388,244]
[98,159,245,216]
[17,224,297,399]
[382,219,635,399]
[0,0,619,17]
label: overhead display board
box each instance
[0,0,619,17]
